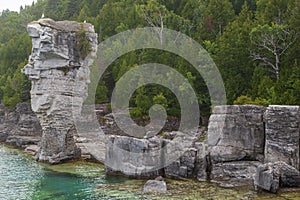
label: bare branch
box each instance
[251,52,277,71]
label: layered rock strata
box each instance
[163,133,207,180]
[22,19,97,164]
[208,105,265,185]
[208,105,266,163]
[105,105,300,192]
[254,162,300,193]
[106,135,164,178]
[105,131,208,179]
[264,106,300,170]
[0,103,42,147]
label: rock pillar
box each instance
[22,19,97,164]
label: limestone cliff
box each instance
[0,103,42,147]
[22,19,97,164]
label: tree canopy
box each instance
[0,0,299,120]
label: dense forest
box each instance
[0,0,299,120]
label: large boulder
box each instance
[105,135,164,178]
[22,19,97,164]
[207,105,266,186]
[254,162,300,193]
[143,178,167,193]
[164,147,198,179]
[208,105,265,163]
[264,106,300,170]
[164,137,207,180]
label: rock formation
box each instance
[164,133,207,180]
[208,105,265,186]
[0,103,42,147]
[208,105,266,163]
[105,105,300,192]
[254,162,300,193]
[106,135,164,178]
[22,19,97,164]
[105,129,208,179]
[264,106,300,170]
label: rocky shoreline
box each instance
[1,103,300,194]
[106,105,300,193]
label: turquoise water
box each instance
[1,144,300,200]
[0,144,134,200]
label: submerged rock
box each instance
[254,162,300,193]
[23,19,97,164]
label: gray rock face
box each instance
[264,106,300,170]
[104,104,300,190]
[211,161,261,187]
[164,147,198,179]
[164,134,207,180]
[254,162,300,193]
[208,105,265,163]
[105,130,207,180]
[0,103,42,148]
[106,135,163,178]
[143,179,167,193]
[23,19,97,164]
[207,105,265,186]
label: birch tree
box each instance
[250,23,298,80]
[140,0,167,45]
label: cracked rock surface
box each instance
[23,18,97,164]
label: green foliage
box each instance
[0,0,299,121]
[214,2,255,103]
[234,95,269,106]
[95,81,109,104]
[76,24,92,59]
[250,23,297,80]
[256,0,291,24]
[2,62,31,108]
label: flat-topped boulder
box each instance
[27,18,96,34]
[143,178,167,193]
